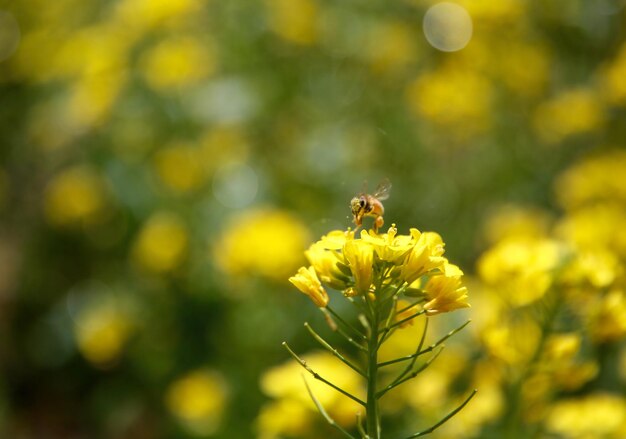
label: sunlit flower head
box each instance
[361,225,414,264]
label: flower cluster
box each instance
[290,226,469,316]
[285,224,472,439]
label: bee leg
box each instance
[374,216,384,232]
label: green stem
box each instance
[366,308,380,439]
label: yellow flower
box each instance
[478,237,564,306]
[289,266,329,307]
[365,21,416,75]
[360,225,414,264]
[132,212,189,274]
[423,263,470,315]
[74,302,133,367]
[406,65,492,138]
[265,0,319,46]
[305,241,350,290]
[215,208,310,281]
[395,300,421,328]
[400,230,446,284]
[153,142,207,193]
[555,150,626,210]
[114,0,200,35]
[481,204,552,245]
[140,37,216,91]
[259,351,363,428]
[318,229,354,250]
[555,204,626,258]
[256,399,312,439]
[533,88,605,144]
[600,42,626,105]
[546,394,626,438]
[44,165,109,227]
[482,316,541,365]
[343,240,373,295]
[166,369,228,436]
[588,290,626,343]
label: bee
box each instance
[350,179,391,232]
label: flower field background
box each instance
[1,0,626,437]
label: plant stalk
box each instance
[366,307,380,439]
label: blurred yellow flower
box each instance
[561,248,621,289]
[406,65,492,138]
[256,399,312,439]
[600,42,626,105]
[457,0,525,24]
[365,21,417,75]
[140,37,216,90]
[67,70,127,127]
[478,237,565,306]
[546,394,626,438]
[259,350,363,432]
[132,212,189,274]
[114,0,201,34]
[166,369,228,436]
[482,204,552,245]
[215,208,310,281]
[265,0,319,46]
[289,266,329,307]
[153,142,207,193]
[423,263,470,315]
[74,303,133,367]
[545,333,580,362]
[494,41,550,97]
[555,150,626,210]
[533,88,605,144]
[556,204,626,258]
[44,165,109,227]
[588,290,626,344]
[481,316,540,365]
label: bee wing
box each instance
[360,180,369,196]
[373,178,391,200]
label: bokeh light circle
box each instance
[212,162,258,208]
[0,11,20,62]
[423,2,473,52]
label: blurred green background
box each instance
[1,0,626,437]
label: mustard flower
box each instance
[360,225,414,264]
[400,230,447,284]
[289,266,329,308]
[423,263,471,315]
[343,239,374,295]
[287,223,472,439]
